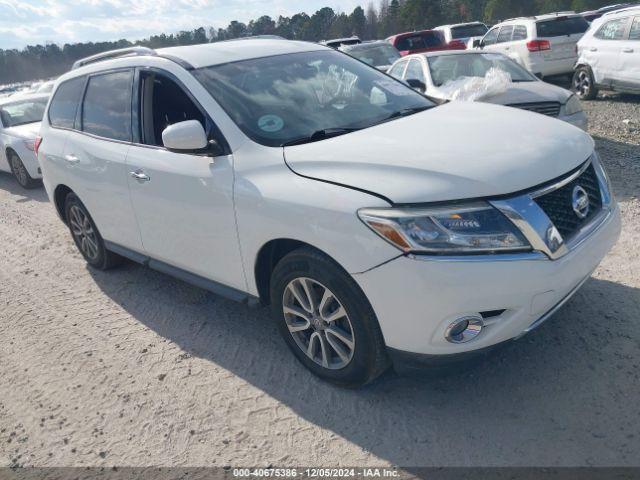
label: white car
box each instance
[388,50,588,130]
[435,22,489,49]
[38,41,620,386]
[574,6,640,99]
[477,13,590,78]
[0,93,48,188]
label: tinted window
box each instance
[451,24,488,39]
[396,32,443,51]
[405,59,425,83]
[497,26,514,43]
[388,60,408,79]
[595,18,629,40]
[536,16,589,37]
[48,77,85,129]
[630,17,640,40]
[512,25,528,40]
[81,71,133,141]
[344,44,401,67]
[483,27,500,45]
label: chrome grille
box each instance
[509,101,562,117]
[534,164,602,240]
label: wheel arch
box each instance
[53,184,73,223]
[254,238,343,306]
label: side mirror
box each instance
[162,120,208,152]
[473,39,482,48]
[406,79,426,92]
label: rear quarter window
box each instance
[595,18,629,40]
[536,16,589,37]
[630,17,640,40]
[48,76,86,129]
[497,26,514,43]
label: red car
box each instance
[386,29,466,56]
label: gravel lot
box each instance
[0,94,639,469]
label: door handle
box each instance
[64,154,79,164]
[130,170,150,182]
[589,47,598,52]
[622,48,634,53]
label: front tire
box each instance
[8,151,40,189]
[573,66,598,100]
[270,247,389,387]
[64,192,122,270]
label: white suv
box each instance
[38,40,620,386]
[477,13,590,78]
[574,7,640,99]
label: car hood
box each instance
[283,101,593,204]
[3,122,40,139]
[431,80,572,105]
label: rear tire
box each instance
[8,151,40,189]
[64,192,122,270]
[573,66,598,100]
[269,247,389,387]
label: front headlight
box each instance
[564,95,583,116]
[358,202,531,254]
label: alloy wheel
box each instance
[68,205,99,261]
[282,277,355,370]
[574,70,591,97]
[9,155,28,187]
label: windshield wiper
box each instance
[281,127,361,147]
[382,105,432,122]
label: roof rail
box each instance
[72,46,157,70]
[603,5,640,16]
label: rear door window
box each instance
[630,17,640,40]
[81,70,133,142]
[536,16,589,37]
[512,25,528,41]
[595,18,629,40]
[497,26,514,43]
[48,76,85,129]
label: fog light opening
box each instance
[445,316,484,344]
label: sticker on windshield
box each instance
[374,80,412,96]
[258,114,284,132]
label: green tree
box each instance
[350,6,367,38]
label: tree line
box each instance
[0,0,626,84]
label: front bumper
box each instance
[354,201,621,358]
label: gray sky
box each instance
[0,0,364,50]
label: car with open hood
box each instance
[38,40,620,386]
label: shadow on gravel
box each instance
[593,135,640,203]
[0,171,47,203]
[88,257,640,466]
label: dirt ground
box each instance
[1,95,639,468]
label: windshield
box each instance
[345,44,401,67]
[451,24,489,39]
[193,50,434,147]
[428,52,536,87]
[536,16,589,37]
[0,97,48,127]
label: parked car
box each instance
[321,37,361,49]
[36,80,56,94]
[339,41,401,72]
[435,22,489,49]
[39,41,620,386]
[573,6,640,99]
[581,3,637,23]
[386,29,466,56]
[389,50,587,130]
[0,93,48,188]
[476,12,590,78]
